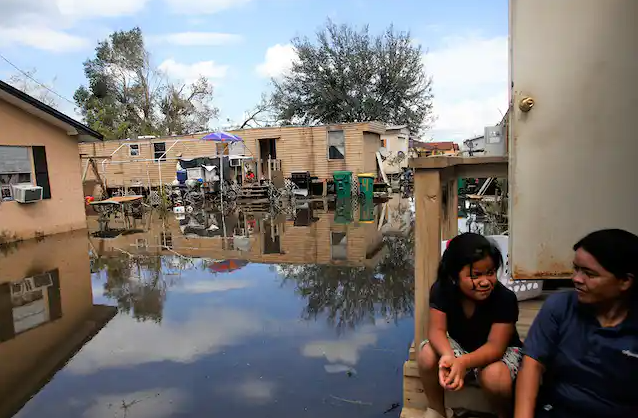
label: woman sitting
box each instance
[417,233,522,418]
[515,229,638,418]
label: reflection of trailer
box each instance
[90,195,144,228]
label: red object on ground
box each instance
[85,196,95,205]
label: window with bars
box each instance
[153,142,166,161]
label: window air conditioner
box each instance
[229,158,242,167]
[12,184,43,203]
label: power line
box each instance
[0,53,76,107]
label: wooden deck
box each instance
[401,295,547,418]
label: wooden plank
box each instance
[400,407,426,418]
[409,341,416,361]
[90,195,143,205]
[403,367,495,413]
[441,178,458,240]
[414,169,441,347]
[409,156,508,170]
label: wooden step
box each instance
[403,361,495,414]
[400,407,425,418]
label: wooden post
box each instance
[414,169,442,347]
[446,178,458,239]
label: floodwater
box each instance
[0,197,416,418]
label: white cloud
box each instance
[82,388,188,418]
[233,379,277,404]
[174,279,251,294]
[0,0,148,53]
[301,327,379,366]
[159,58,229,84]
[425,35,509,141]
[65,306,265,375]
[151,32,242,46]
[56,0,150,18]
[0,27,89,52]
[256,44,297,79]
[164,0,254,14]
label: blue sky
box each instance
[0,0,509,141]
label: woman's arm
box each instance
[513,292,569,418]
[458,322,513,369]
[428,308,454,357]
[514,356,544,418]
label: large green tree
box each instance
[271,20,434,133]
[74,27,218,140]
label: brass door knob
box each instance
[519,97,535,112]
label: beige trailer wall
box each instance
[509,0,638,279]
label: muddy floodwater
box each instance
[0,197,416,418]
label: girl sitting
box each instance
[417,233,522,418]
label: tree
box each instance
[160,76,218,135]
[271,20,434,133]
[8,69,58,108]
[74,27,218,140]
[237,93,276,129]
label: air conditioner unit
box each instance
[12,184,43,203]
[229,158,242,167]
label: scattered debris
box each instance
[384,403,401,413]
[329,395,372,406]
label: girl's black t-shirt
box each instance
[429,280,522,352]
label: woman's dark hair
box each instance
[573,228,638,300]
[436,233,503,295]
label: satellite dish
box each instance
[379,147,389,158]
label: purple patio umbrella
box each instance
[201,132,243,142]
[200,132,243,210]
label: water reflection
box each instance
[280,232,414,333]
[89,197,415,331]
[92,256,170,323]
[6,197,416,418]
[0,231,117,418]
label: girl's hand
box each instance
[443,357,467,391]
[438,355,454,388]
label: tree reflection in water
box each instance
[279,230,415,334]
[92,255,190,323]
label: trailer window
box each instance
[327,130,345,160]
[153,142,166,161]
[129,144,140,157]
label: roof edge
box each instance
[0,80,103,141]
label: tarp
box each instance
[179,156,231,173]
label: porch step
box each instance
[400,407,425,418]
[403,361,495,414]
[238,185,270,200]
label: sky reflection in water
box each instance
[6,198,415,418]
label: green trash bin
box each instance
[359,198,375,223]
[333,171,353,199]
[334,197,353,224]
[357,172,375,201]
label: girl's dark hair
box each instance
[437,233,503,294]
[573,229,638,300]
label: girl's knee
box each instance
[417,342,439,372]
[479,362,513,395]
